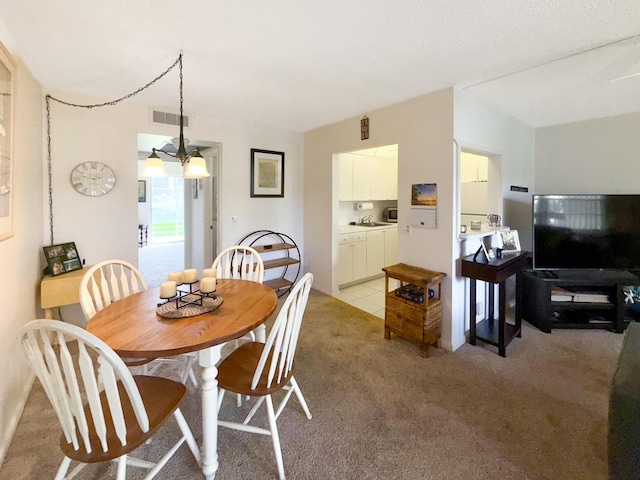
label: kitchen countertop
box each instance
[339,223,398,233]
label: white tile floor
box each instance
[333,276,399,319]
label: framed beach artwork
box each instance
[0,41,15,241]
[410,183,437,228]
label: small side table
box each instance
[461,252,528,357]
[382,263,445,357]
[40,266,90,319]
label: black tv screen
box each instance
[533,194,640,270]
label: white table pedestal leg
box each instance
[255,324,266,343]
[199,345,222,480]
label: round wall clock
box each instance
[70,162,116,197]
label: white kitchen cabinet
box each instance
[338,155,354,201]
[460,152,488,183]
[369,157,387,200]
[338,232,367,285]
[384,228,398,266]
[340,155,398,201]
[366,230,385,276]
[366,227,398,277]
[352,156,372,201]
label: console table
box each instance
[461,252,528,357]
[40,266,90,319]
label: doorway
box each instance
[138,174,185,287]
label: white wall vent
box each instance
[151,110,190,128]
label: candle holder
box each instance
[157,280,217,308]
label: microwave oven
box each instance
[385,207,398,223]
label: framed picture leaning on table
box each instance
[500,230,521,253]
[43,242,82,276]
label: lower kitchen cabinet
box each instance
[384,228,398,267]
[366,228,398,277]
[366,230,384,277]
[338,232,367,286]
[339,227,398,287]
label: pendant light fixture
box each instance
[143,54,210,178]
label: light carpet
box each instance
[0,289,624,479]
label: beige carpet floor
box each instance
[0,289,624,479]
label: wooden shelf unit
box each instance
[239,231,301,297]
[382,263,445,357]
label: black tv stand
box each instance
[522,269,640,333]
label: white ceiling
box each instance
[2,0,640,132]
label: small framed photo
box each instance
[251,149,284,197]
[138,180,146,202]
[500,230,521,253]
[43,242,82,276]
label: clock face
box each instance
[70,162,116,197]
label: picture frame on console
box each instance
[500,230,521,253]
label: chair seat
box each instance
[60,375,186,463]
[217,342,294,396]
[122,357,154,367]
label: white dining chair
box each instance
[19,319,200,480]
[212,245,266,405]
[212,245,264,282]
[217,272,314,480]
[79,259,198,386]
[212,245,265,343]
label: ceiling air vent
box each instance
[151,110,190,128]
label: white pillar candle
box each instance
[183,268,198,284]
[160,281,177,299]
[202,268,216,278]
[168,272,183,285]
[200,276,217,293]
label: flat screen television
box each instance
[533,194,640,270]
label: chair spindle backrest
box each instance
[79,260,148,321]
[19,320,149,454]
[212,246,264,283]
[252,272,313,390]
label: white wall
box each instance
[304,89,458,349]
[453,88,535,345]
[536,112,640,194]
[0,26,44,463]
[44,90,304,324]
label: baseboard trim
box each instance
[0,372,35,466]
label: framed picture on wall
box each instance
[138,180,146,202]
[0,41,16,242]
[43,242,82,276]
[250,148,284,197]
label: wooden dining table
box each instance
[86,278,278,480]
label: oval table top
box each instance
[86,279,278,358]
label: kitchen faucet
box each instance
[361,215,373,224]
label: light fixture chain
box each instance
[179,55,183,119]
[46,55,182,109]
[44,54,183,246]
[46,95,54,245]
